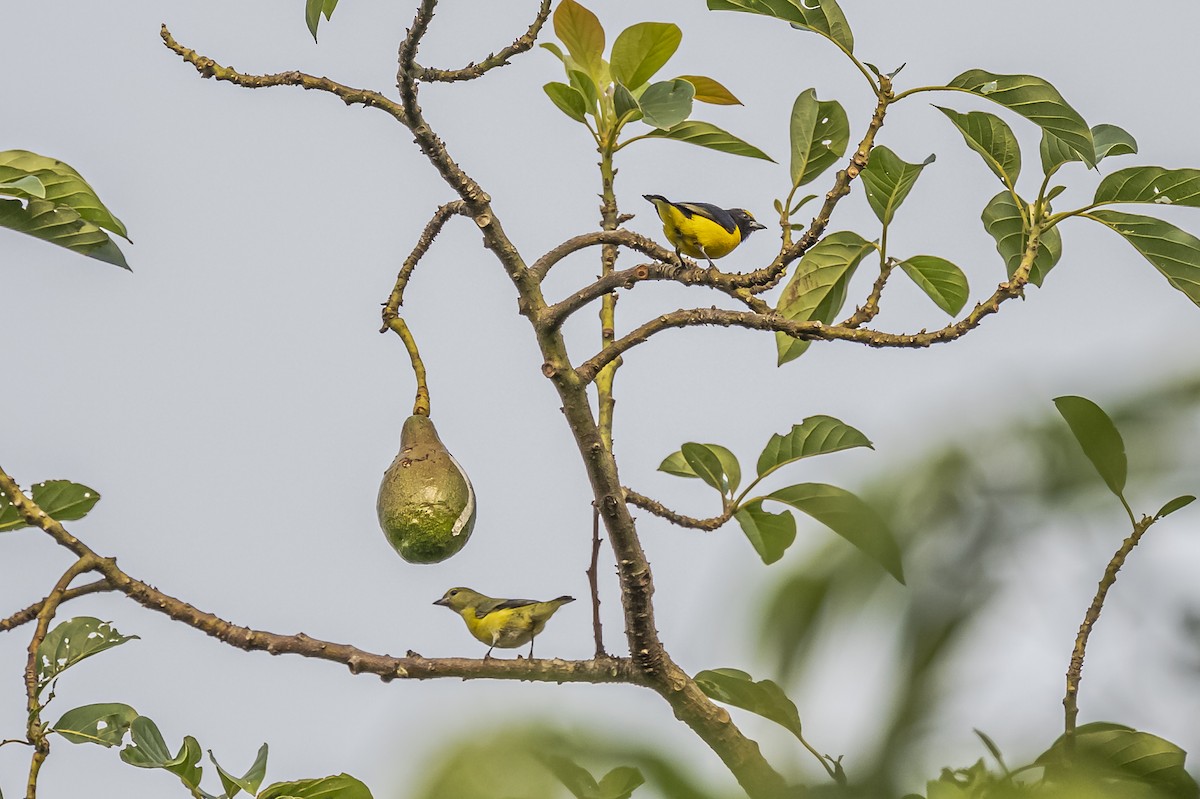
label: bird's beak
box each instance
[433,597,449,606]
[751,220,767,231]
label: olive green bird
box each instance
[644,194,766,267]
[434,587,575,659]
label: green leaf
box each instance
[706,0,854,54]
[37,617,139,689]
[638,79,695,130]
[211,744,269,798]
[694,668,805,738]
[304,0,338,42]
[935,107,1020,187]
[681,443,731,495]
[775,231,873,364]
[1053,396,1128,499]
[658,451,698,478]
[614,83,641,123]
[947,70,1094,167]
[1042,123,1137,174]
[554,0,605,78]
[674,75,741,105]
[1089,210,1200,307]
[898,255,970,315]
[52,703,138,747]
[734,501,797,564]
[789,89,849,188]
[860,145,934,225]
[544,82,588,123]
[642,121,773,162]
[756,415,873,478]
[0,174,46,199]
[1157,495,1196,519]
[120,717,203,789]
[598,767,645,799]
[569,69,600,115]
[0,150,128,238]
[766,483,905,583]
[611,22,681,89]
[980,191,1062,286]
[1036,722,1199,799]
[0,197,129,269]
[542,754,600,799]
[0,479,102,532]
[258,774,374,799]
[1095,167,1200,207]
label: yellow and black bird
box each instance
[434,587,575,659]
[643,194,766,267]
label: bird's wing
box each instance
[475,597,538,618]
[675,202,737,233]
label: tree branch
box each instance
[381,200,469,318]
[160,26,406,122]
[840,257,897,329]
[624,488,733,531]
[417,0,552,82]
[1,580,113,635]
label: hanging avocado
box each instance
[377,414,477,563]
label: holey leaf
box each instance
[789,89,849,188]
[1089,210,1200,307]
[981,191,1062,286]
[775,231,873,364]
[1,479,102,533]
[947,70,1095,167]
[37,617,139,689]
[706,0,855,54]
[767,483,904,583]
[935,107,1020,188]
[1094,167,1200,207]
[756,415,873,478]
[52,702,139,747]
[860,145,934,226]
[0,197,129,269]
[1054,395,1127,500]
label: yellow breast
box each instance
[458,606,543,649]
[656,204,743,260]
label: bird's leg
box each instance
[674,247,684,267]
[484,645,495,659]
[698,245,716,269]
[528,637,535,659]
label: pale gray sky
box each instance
[4,1,1200,797]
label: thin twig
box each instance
[587,503,607,658]
[1,580,113,634]
[840,258,897,328]
[381,201,469,319]
[624,488,733,531]
[417,0,552,82]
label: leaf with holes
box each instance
[735,501,797,564]
[1089,210,1200,307]
[775,231,873,364]
[756,416,873,478]
[980,191,1062,286]
[0,198,128,268]
[860,145,934,225]
[37,618,139,689]
[789,89,849,188]
[936,107,1020,187]
[643,121,773,161]
[1,480,103,533]
[52,703,138,747]
[1095,167,1200,207]
[899,255,970,315]
[1053,396,1127,500]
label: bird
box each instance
[433,587,575,659]
[643,194,766,267]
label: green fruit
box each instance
[377,415,477,564]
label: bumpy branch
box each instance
[160,26,406,121]
[1,580,112,634]
[417,0,552,82]
[624,488,733,531]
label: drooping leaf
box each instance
[598,766,645,799]
[980,191,1062,286]
[0,198,129,269]
[544,82,588,123]
[674,75,741,105]
[304,0,339,42]
[0,150,128,238]
[1089,210,1200,307]
[935,107,1020,187]
[642,121,773,161]
[611,22,681,89]
[52,703,138,747]
[775,231,873,364]
[947,70,1094,166]
[0,480,102,533]
[706,0,854,54]
[37,617,139,689]
[681,443,731,495]
[1036,722,1199,799]
[860,145,934,225]
[1095,167,1200,207]
[756,415,873,478]
[1157,495,1196,519]
[211,744,269,798]
[553,0,605,77]
[120,717,203,789]
[1053,396,1128,499]
[258,773,374,799]
[694,668,805,738]
[638,79,695,130]
[614,83,641,123]
[898,255,970,315]
[1042,123,1137,174]
[766,483,905,583]
[735,501,797,564]
[789,89,849,188]
[0,174,46,199]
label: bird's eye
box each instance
[449,590,458,596]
